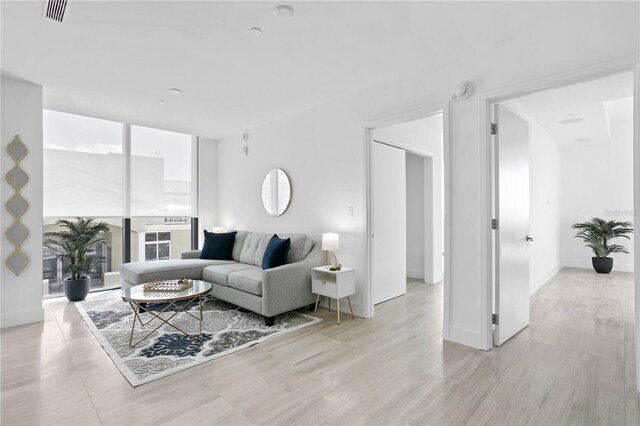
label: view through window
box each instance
[42,110,196,298]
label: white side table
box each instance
[311,266,355,324]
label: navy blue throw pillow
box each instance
[262,234,291,270]
[200,230,237,260]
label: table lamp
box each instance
[322,233,339,266]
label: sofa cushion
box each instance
[279,234,314,263]
[200,230,237,260]
[239,233,312,266]
[232,231,250,262]
[203,263,260,286]
[120,259,236,285]
[238,233,271,267]
[228,269,264,296]
[262,234,291,269]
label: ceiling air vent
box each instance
[43,0,68,23]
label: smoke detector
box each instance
[451,81,473,102]
[43,0,68,23]
[274,5,294,18]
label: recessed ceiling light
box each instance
[274,5,294,18]
[559,116,583,124]
[169,88,182,95]
[249,27,263,36]
[157,100,166,104]
[572,137,591,142]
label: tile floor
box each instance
[1,267,637,425]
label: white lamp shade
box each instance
[322,233,339,251]
[212,227,225,233]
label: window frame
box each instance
[144,231,172,261]
[42,110,200,299]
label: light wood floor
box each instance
[1,267,638,425]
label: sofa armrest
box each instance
[180,250,201,259]
[261,243,323,317]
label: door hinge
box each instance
[491,219,498,230]
[492,314,498,325]
[491,123,498,135]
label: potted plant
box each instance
[43,217,110,301]
[571,218,633,274]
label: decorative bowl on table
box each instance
[143,279,193,292]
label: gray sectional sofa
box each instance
[120,231,322,325]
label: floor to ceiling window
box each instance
[42,110,197,298]
[130,125,193,217]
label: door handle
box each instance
[526,235,534,241]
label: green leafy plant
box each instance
[43,217,110,280]
[571,218,633,258]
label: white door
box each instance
[494,104,531,346]
[372,142,407,305]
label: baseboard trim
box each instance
[562,259,634,273]
[446,325,488,350]
[1,307,44,329]
[407,269,425,280]
[531,265,562,295]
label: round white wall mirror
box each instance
[261,168,291,216]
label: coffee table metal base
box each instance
[125,295,205,348]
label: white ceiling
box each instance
[1,1,638,139]
[509,71,634,149]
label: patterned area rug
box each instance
[75,295,321,386]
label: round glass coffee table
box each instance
[121,280,212,348]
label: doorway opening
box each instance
[365,109,448,323]
[490,69,636,374]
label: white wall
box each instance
[1,75,44,328]
[215,102,364,314]
[198,137,218,239]
[405,152,426,280]
[561,99,635,272]
[502,100,564,295]
[210,15,638,349]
